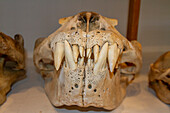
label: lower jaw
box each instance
[44,64,127,110]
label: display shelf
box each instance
[0,51,170,113]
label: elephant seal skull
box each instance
[34,12,142,110]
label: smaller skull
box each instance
[149,51,170,104]
[0,32,26,105]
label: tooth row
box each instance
[53,40,119,74]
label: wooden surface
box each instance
[127,0,141,41]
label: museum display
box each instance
[149,51,170,104]
[33,12,142,110]
[0,32,26,105]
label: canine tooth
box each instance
[64,40,77,70]
[79,57,84,66]
[93,45,99,63]
[94,42,108,75]
[79,46,85,57]
[54,42,64,70]
[86,48,92,58]
[108,43,120,72]
[72,45,79,63]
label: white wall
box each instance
[0,0,169,53]
[138,0,170,52]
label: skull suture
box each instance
[34,12,142,110]
[0,32,26,105]
[149,51,170,104]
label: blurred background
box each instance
[0,0,170,55]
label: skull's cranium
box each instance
[0,32,26,105]
[34,12,142,110]
[149,51,170,104]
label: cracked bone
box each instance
[72,44,79,63]
[64,40,77,70]
[108,43,120,72]
[94,42,108,75]
[54,42,64,70]
[93,45,99,63]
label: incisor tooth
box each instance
[108,43,120,72]
[87,58,91,66]
[86,48,92,58]
[72,45,79,63]
[79,57,84,66]
[94,42,108,75]
[64,40,77,70]
[79,46,85,57]
[54,42,64,70]
[93,45,99,63]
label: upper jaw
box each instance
[51,39,121,75]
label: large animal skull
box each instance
[34,12,142,110]
[149,51,170,104]
[0,32,26,105]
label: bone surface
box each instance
[148,51,170,104]
[0,32,26,105]
[33,11,142,110]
